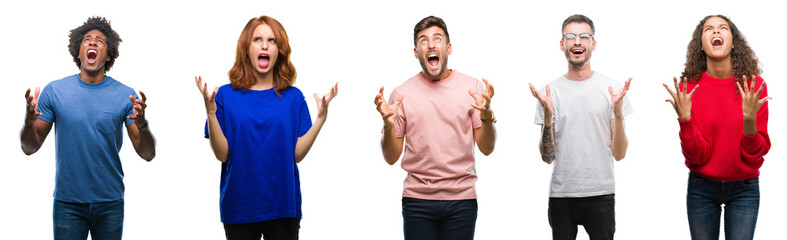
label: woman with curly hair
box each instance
[663,15,771,239]
[195,15,337,240]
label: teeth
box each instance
[87,49,97,54]
[429,54,437,58]
[712,37,722,42]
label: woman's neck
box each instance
[250,71,274,90]
[705,56,733,79]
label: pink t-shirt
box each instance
[389,70,484,200]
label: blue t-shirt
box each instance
[204,85,312,224]
[37,74,137,203]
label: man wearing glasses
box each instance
[528,14,632,240]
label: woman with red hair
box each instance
[195,15,337,240]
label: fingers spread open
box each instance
[688,84,699,98]
[663,83,677,99]
[756,80,766,96]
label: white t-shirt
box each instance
[534,72,633,198]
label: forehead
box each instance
[253,24,274,36]
[703,17,729,27]
[563,22,592,33]
[417,26,446,38]
[84,29,106,38]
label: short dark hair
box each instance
[413,16,449,46]
[562,14,595,35]
[68,16,122,72]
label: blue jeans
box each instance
[223,217,300,240]
[402,197,477,240]
[53,198,124,240]
[548,194,615,240]
[687,172,759,240]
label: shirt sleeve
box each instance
[534,86,552,125]
[124,90,139,126]
[740,78,770,166]
[390,89,406,138]
[609,82,634,119]
[297,94,312,137]
[204,87,225,139]
[37,84,55,123]
[678,117,711,167]
[470,80,484,129]
[611,95,634,119]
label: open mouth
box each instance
[571,47,585,55]
[87,49,98,64]
[427,53,439,67]
[258,53,270,68]
[711,37,723,47]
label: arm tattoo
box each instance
[540,124,556,163]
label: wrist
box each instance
[136,120,149,130]
[480,110,495,123]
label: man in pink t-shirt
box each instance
[373,16,496,240]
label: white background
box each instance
[0,0,784,239]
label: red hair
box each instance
[228,16,296,95]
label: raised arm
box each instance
[126,91,156,161]
[375,87,404,165]
[609,78,632,161]
[294,83,338,163]
[737,75,771,164]
[469,78,496,156]
[664,77,709,166]
[529,83,555,164]
[196,76,229,163]
[20,87,53,155]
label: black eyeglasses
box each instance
[563,33,593,41]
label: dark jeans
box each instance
[402,197,478,240]
[223,217,300,240]
[53,198,124,240]
[548,194,615,240]
[687,172,759,240]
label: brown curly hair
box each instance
[681,15,761,84]
[228,16,296,96]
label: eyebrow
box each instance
[418,33,444,39]
[83,35,106,40]
[704,24,729,28]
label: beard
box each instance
[81,60,106,76]
[418,54,449,80]
[565,49,591,69]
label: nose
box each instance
[261,40,269,50]
[427,39,436,49]
[572,36,582,45]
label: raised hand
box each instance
[313,82,338,119]
[469,78,494,119]
[737,75,771,121]
[529,83,554,117]
[609,77,632,116]
[195,76,218,115]
[664,77,698,121]
[127,91,148,128]
[24,87,42,124]
[374,86,403,128]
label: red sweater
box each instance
[679,72,770,181]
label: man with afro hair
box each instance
[20,16,156,240]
